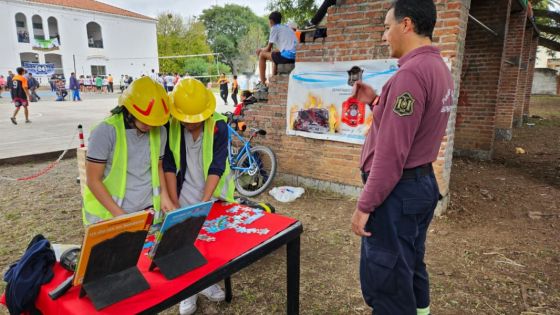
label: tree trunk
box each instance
[538,36,560,51]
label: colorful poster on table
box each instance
[286,59,398,144]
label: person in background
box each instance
[79,75,85,93]
[231,75,239,105]
[217,73,229,105]
[102,77,109,94]
[302,0,337,29]
[107,74,114,93]
[55,79,68,101]
[69,72,81,101]
[10,67,32,124]
[95,75,103,93]
[27,73,40,102]
[49,74,57,92]
[165,73,174,92]
[173,72,180,86]
[256,11,297,89]
[7,71,14,100]
[0,75,5,98]
[119,75,125,93]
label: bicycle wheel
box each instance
[234,145,277,197]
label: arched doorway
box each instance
[15,13,29,43]
[86,22,103,48]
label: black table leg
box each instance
[286,236,300,315]
[225,276,232,303]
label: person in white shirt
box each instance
[256,11,297,88]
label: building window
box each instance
[91,65,106,76]
[20,52,40,66]
[15,13,30,43]
[48,17,60,44]
[32,15,45,40]
[45,53,64,75]
[86,22,103,48]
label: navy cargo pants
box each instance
[360,170,439,315]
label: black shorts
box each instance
[272,51,295,65]
[14,97,28,107]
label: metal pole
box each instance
[73,54,76,74]
[468,14,499,37]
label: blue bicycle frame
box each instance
[227,124,258,174]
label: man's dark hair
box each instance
[71,72,75,76]
[16,67,25,75]
[269,11,282,25]
[233,75,237,79]
[391,0,436,40]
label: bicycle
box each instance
[223,112,277,197]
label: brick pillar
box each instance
[513,20,532,127]
[523,35,539,119]
[455,0,510,160]
[495,7,526,140]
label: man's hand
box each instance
[351,208,372,237]
[352,81,377,105]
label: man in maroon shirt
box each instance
[350,1,453,314]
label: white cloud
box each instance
[97,0,269,19]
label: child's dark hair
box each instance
[269,11,282,25]
[241,90,253,98]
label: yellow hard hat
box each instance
[170,78,216,123]
[119,76,171,126]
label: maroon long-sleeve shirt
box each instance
[357,45,453,213]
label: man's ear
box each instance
[402,17,414,34]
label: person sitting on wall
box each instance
[256,11,297,90]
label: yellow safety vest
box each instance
[81,113,162,225]
[168,113,235,202]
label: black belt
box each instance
[361,164,433,185]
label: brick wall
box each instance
[245,0,471,210]
[524,36,539,117]
[244,0,537,214]
[495,8,526,140]
[514,25,534,126]
[455,0,510,159]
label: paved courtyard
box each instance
[0,89,232,160]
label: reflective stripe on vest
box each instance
[169,113,235,203]
[81,113,162,225]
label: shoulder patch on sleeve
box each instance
[393,92,415,117]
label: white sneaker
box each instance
[179,295,197,315]
[200,284,225,302]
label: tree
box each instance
[267,0,318,28]
[238,24,268,74]
[157,13,214,75]
[199,4,268,75]
[533,0,560,51]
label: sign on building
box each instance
[286,60,398,144]
[23,62,55,76]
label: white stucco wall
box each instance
[0,0,158,83]
[532,68,557,95]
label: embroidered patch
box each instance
[393,92,415,117]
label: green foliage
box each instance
[200,4,268,74]
[157,13,214,75]
[267,0,318,28]
[237,24,268,74]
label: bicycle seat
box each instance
[250,128,267,136]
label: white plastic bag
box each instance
[269,186,305,203]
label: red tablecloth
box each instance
[2,202,298,314]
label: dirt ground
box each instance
[0,96,558,314]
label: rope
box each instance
[0,131,78,181]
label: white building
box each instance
[0,0,159,83]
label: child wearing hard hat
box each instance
[82,76,175,226]
[163,78,235,315]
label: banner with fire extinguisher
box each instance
[286,59,398,144]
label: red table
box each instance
[4,202,302,314]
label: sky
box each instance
[97,0,269,19]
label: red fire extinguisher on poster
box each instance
[341,97,365,127]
